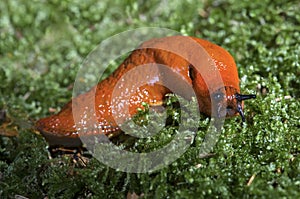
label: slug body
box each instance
[36,36,255,147]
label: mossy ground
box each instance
[0,0,299,198]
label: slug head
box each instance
[211,87,256,122]
[188,65,256,122]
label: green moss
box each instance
[0,0,299,198]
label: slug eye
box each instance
[188,64,195,81]
[212,92,225,102]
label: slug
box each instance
[36,36,256,147]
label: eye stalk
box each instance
[235,93,256,101]
[235,93,256,122]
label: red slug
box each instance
[36,36,256,147]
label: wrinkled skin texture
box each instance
[36,36,255,147]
